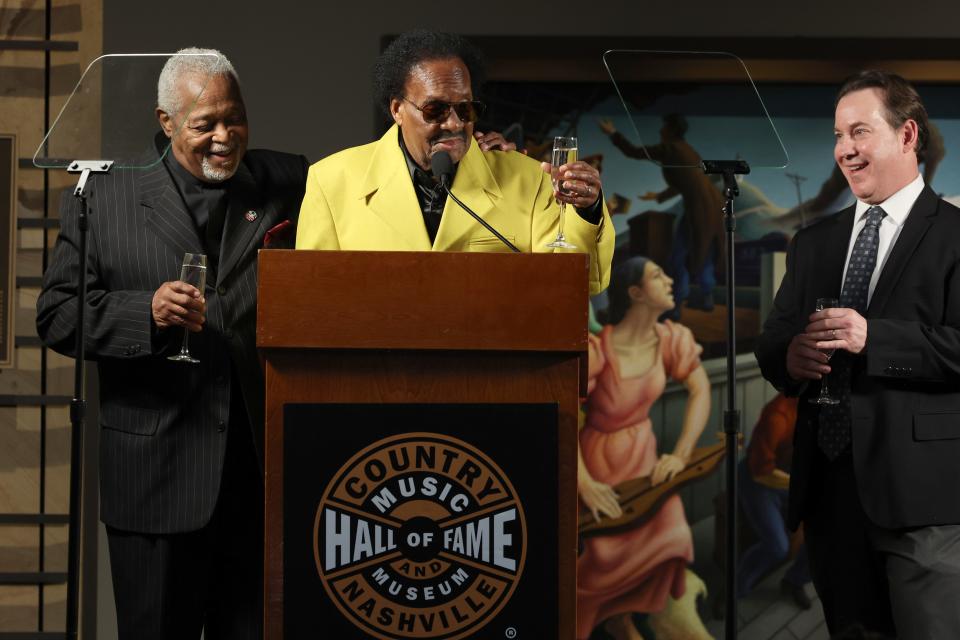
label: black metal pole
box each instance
[701,159,748,639]
[722,184,740,640]
[39,0,53,631]
[65,184,90,640]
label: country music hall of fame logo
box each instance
[312,432,528,640]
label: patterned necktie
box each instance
[817,205,886,459]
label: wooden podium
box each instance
[258,250,589,640]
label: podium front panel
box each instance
[263,351,580,639]
[281,403,558,640]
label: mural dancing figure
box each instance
[599,116,725,317]
[577,256,713,640]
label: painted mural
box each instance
[482,82,956,362]
[479,80,960,638]
[578,256,714,640]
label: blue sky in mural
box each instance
[560,87,960,242]
[572,111,832,240]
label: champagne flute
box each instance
[546,135,578,249]
[167,253,207,364]
[809,297,840,405]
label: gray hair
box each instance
[157,47,239,115]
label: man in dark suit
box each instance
[36,49,307,640]
[756,70,960,639]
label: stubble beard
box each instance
[200,143,240,182]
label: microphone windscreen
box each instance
[431,151,454,185]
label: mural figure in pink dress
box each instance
[578,256,713,640]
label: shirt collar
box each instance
[854,173,924,228]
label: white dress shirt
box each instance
[841,173,925,307]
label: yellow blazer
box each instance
[296,124,613,294]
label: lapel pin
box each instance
[244,210,259,222]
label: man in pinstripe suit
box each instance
[36,49,307,640]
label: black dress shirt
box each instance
[399,135,447,244]
[162,150,230,272]
[161,148,250,436]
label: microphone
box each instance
[431,151,520,253]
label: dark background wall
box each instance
[104,0,960,161]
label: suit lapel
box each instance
[868,185,937,316]
[357,125,431,250]
[218,161,271,285]
[140,157,204,256]
[433,138,502,251]
[814,207,855,300]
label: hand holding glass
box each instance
[167,253,207,364]
[809,297,840,405]
[546,136,578,249]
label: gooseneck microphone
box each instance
[430,151,520,253]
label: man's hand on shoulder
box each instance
[806,307,868,354]
[152,282,206,332]
[786,333,831,381]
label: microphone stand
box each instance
[439,176,520,253]
[64,159,112,640]
[701,158,749,640]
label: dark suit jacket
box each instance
[37,145,307,534]
[756,185,960,530]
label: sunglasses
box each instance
[403,97,486,124]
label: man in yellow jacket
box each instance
[296,30,613,295]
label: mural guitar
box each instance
[579,442,725,540]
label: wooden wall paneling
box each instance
[0,0,100,636]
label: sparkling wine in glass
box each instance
[167,253,206,364]
[809,297,840,405]
[546,136,578,249]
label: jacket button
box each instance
[217,421,226,432]
[225,329,234,339]
[217,285,226,295]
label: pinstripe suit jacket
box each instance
[37,144,308,534]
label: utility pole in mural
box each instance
[785,172,808,229]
